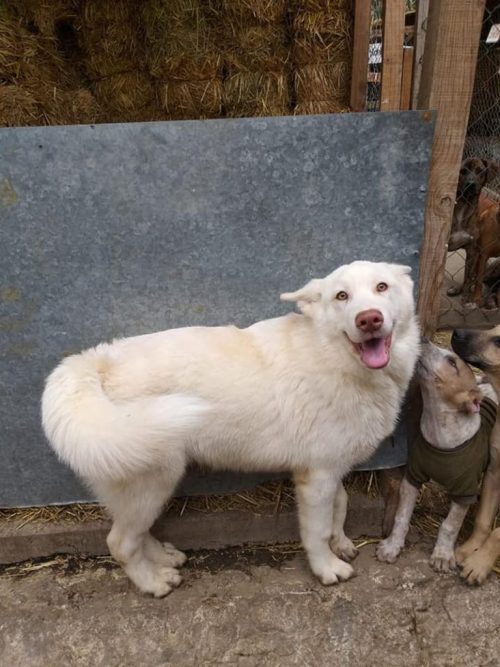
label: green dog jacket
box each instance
[406,398,497,505]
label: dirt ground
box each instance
[1,533,500,667]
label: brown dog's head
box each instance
[451,325,500,373]
[457,158,499,199]
[418,339,482,414]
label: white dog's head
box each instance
[281,260,415,370]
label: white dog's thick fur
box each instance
[42,261,419,596]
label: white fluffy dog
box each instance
[42,260,419,596]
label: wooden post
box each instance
[416,0,485,335]
[380,0,406,111]
[400,46,414,111]
[350,0,372,111]
[411,0,430,109]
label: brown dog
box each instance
[468,195,500,306]
[447,158,499,305]
[451,326,500,584]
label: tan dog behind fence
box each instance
[447,157,500,306]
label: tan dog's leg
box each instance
[294,469,354,585]
[430,501,469,573]
[456,444,500,565]
[456,443,500,583]
[329,483,359,561]
[376,478,419,563]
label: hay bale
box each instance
[0,12,65,84]
[0,10,83,126]
[80,21,146,80]
[143,0,221,81]
[145,25,221,81]
[292,8,352,36]
[4,0,77,39]
[0,5,107,127]
[143,0,223,119]
[157,78,222,118]
[290,0,353,114]
[0,83,98,128]
[220,23,291,72]
[223,70,290,117]
[144,0,202,27]
[211,0,288,24]
[294,100,349,115]
[0,84,42,126]
[93,72,155,114]
[290,0,352,11]
[80,0,137,27]
[64,88,102,124]
[294,62,350,102]
[103,103,168,124]
[293,33,350,66]
[210,0,292,118]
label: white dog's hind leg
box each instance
[430,501,468,573]
[100,466,185,597]
[294,469,354,585]
[329,483,359,561]
[376,478,419,563]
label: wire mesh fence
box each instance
[440,0,500,328]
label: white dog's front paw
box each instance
[376,538,403,564]
[162,542,187,567]
[330,535,359,562]
[125,558,182,598]
[430,546,456,573]
[145,537,187,568]
[310,554,354,585]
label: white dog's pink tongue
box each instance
[360,338,390,369]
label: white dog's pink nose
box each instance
[355,309,384,333]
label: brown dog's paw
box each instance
[460,553,493,585]
[455,535,487,565]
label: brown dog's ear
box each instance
[481,159,500,183]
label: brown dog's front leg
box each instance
[472,251,490,306]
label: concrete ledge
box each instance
[0,494,384,565]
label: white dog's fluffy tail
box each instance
[41,347,209,482]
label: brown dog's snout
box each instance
[355,309,384,333]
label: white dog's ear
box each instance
[393,264,412,275]
[280,279,323,316]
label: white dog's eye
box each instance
[335,291,348,301]
[376,282,388,292]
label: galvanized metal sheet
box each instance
[0,112,434,506]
